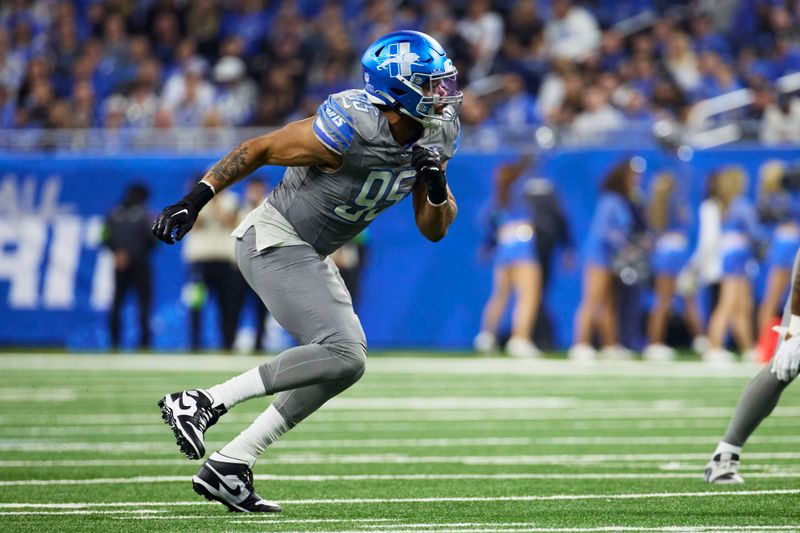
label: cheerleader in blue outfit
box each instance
[643,172,705,361]
[706,167,760,362]
[756,161,800,338]
[569,160,640,361]
[474,159,542,358]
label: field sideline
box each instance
[1,353,799,532]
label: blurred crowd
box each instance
[2,0,800,143]
[476,155,800,363]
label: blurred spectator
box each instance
[495,0,545,81]
[474,155,542,358]
[569,159,640,361]
[571,86,624,139]
[544,0,600,62]
[123,59,161,128]
[521,162,575,351]
[488,73,539,128]
[219,0,271,59]
[254,65,298,126]
[665,32,701,94]
[690,12,731,59]
[185,0,222,58]
[212,56,257,126]
[237,178,270,352]
[103,183,156,349]
[162,57,215,127]
[71,79,97,128]
[756,161,800,342]
[760,94,800,145]
[682,170,722,349]
[643,172,705,361]
[458,0,504,81]
[705,166,760,363]
[149,8,181,65]
[182,183,243,351]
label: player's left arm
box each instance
[412,148,457,242]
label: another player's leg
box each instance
[705,365,791,483]
[189,228,367,512]
[706,250,800,483]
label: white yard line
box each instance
[1,489,799,509]
[3,451,800,468]
[266,517,800,533]
[5,471,800,487]
[6,405,800,426]
[0,353,765,378]
[358,526,800,532]
[0,509,163,516]
[2,434,800,453]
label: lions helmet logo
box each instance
[376,42,424,77]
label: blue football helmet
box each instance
[362,30,462,128]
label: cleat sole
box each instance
[158,397,201,460]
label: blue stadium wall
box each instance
[1,146,798,350]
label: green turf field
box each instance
[1,353,800,532]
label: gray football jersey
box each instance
[268,89,460,256]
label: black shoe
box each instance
[192,452,282,512]
[158,390,226,460]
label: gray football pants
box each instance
[235,227,367,428]
[722,248,799,446]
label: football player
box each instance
[705,248,800,483]
[152,30,462,512]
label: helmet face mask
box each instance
[413,70,462,122]
[362,30,463,128]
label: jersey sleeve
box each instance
[313,95,356,156]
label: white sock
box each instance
[714,441,742,456]
[208,367,266,410]
[218,405,290,467]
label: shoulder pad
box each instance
[313,90,384,154]
[313,93,356,155]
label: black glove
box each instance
[151,182,215,244]
[412,145,448,205]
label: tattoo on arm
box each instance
[206,145,250,189]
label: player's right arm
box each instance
[202,117,342,193]
[152,117,342,244]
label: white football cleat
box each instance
[704,452,744,484]
[159,390,227,460]
[506,337,541,359]
[568,343,596,362]
[643,343,676,361]
[193,452,282,512]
